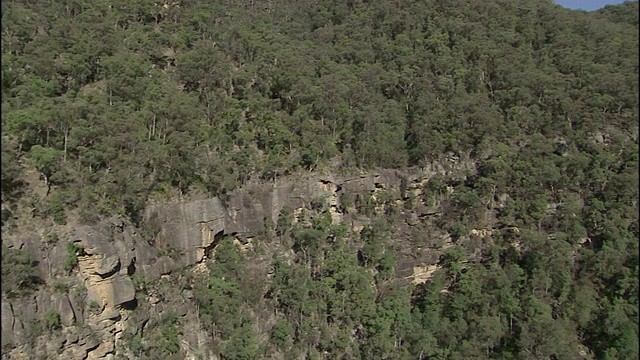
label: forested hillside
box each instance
[1,0,638,359]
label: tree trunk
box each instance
[509,313,513,333]
[205,92,212,125]
[63,127,68,161]
[152,114,157,139]
[163,118,168,145]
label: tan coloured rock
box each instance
[7,347,33,360]
[98,308,121,322]
[470,228,494,238]
[61,345,88,360]
[78,255,135,309]
[87,338,114,359]
[410,265,440,285]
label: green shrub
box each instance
[276,205,293,236]
[52,281,69,294]
[310,196,327,211]
[64,241,83,273]
[271,319,293,349]
[1,245,42,297]
[160,313,181,355]
[88,301,101,314]
[404,195,415,210]
[130,273,150,292]
[45,230,59,245]
[121,330,144,357]
[25,319,43,344]
[450,221,468,241]
[340,192,354,209]
[44,309,61,330]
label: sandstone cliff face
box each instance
[2,217,140,359]
[141,154,472,278]
[141,197,228,279]
[72,219,137,311]
[139,169,417,279]
[1,157,475,359]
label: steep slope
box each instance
[1,0,638,359]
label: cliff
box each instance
[1,157,477,359]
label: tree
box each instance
[1,245,42,298]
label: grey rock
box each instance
[11,296,38,342]
[145,198,227,267]
[45,335,65,353]
[94,255,120,276]
[72,226,110,256]
[47,243,71,278]
[176,307,187,317]
[105,275,136,308]
[52,293,77,327]
[66,332,79,344]
[139,255,176,280]
[98,308,121,322]
[78,325,94,345]
[68,286,86,325]
[1,301,15,347]
[83,336,100,352]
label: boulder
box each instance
[45,335,65,353]
[66,332,79,345]
[79,269,135,309]
[98,308,121,322]
[83,336,100,352]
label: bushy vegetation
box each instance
[1,0,638,359]
[2,0,637,226]
[43,309,61,331]
[63,241,84,273]
[1,245,42,298]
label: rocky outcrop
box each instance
[140,198,228,279]
[71,219,137,311]
[51,293,77,327]
[1,301,15,347]
[2,157,477,358]
[136,160,476,279]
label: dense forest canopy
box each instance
[1,0,638,359]
[2,0,637,224]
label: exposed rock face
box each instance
[72,220,137,310]
[140,162,475,276]
[2,157,477,359]
[1,301,15,347]
[87,338,115,359]
[51,293,76,327]
[78,262,135,310]
[410,264,440,285]
[2,216,140,359]
[141,198,228,279]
